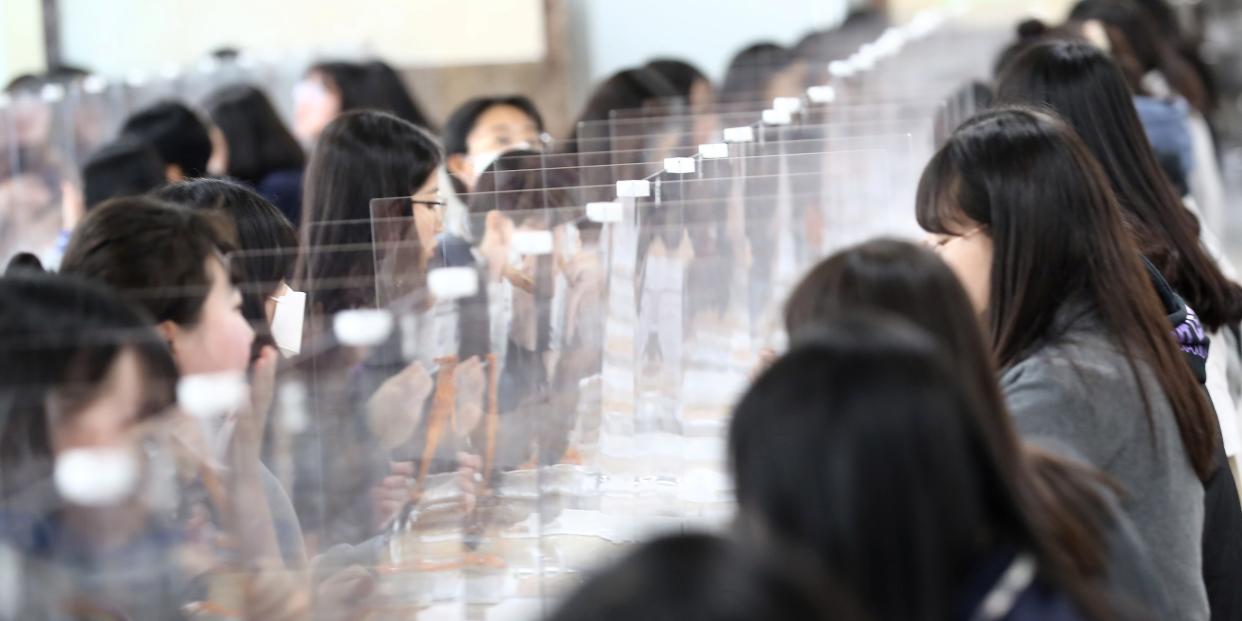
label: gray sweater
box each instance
[1001,313,1208,621]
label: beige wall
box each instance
[56,0,546,76]
[0,0,46,86]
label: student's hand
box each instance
[367,361,433,452]
[454,356,486,439]
[315,565,377,621]
[242,569,311,621]
[233,346,279,465]
[371,461,416,530]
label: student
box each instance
[297,110,442,318]
[917,106,1216,620]
[731,316,1108,620]
[995,53,1242,619]
[1067,1,1227,232]
[546,533,854,621]
[718,43,807,106]
[295,110,485,550]
[565,67,681,154]
[784,238,1169,615]
[442,95,545,193]
[58,197,306,569]
[292,60,433,146]
[0,275,308,621]
[0,274,186,619]
[152,178,300,357]
[119,101,213,181]
[81,136,165,210]
[203,84,307,224]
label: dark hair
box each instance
[996,40,1242,332]
[205,84,306,186]
[546,533,852,621]
[442,96,545,157]
[120,101,213,179]
[308,61,435,131]
[731,315,1102,621]
[81,136,166,210]
[60,196,236,327]
[794,9,890,65]
[916,106,1218,479]
[568,68,680,147]
[718,43,797,105]
[295,110,442,316]
[784,239,1120,598]
[153,179,297,350]
[0,274,178,500]
[642,59,710,100]
[1069,0,1208,111]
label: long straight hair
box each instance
[996,40,1242,331]
[784,239,1118,610]
[294,110,441,317]
[730,316,1109,621]
[916,106,1217,479]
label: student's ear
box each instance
[156,320,180,354]
[446,153,472,183]
[165,164,185,183]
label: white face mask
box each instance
[270,285,307,358]
[469,142,534,183]
[54,447,139,507]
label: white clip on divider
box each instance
[333,308,395,347]
[125,71,149,87]
[807,86,836,104]
[723,126,755,143]
[40,84,65,103]
[663,157,696,174]
[762,109,792,125]
[512,230,554,256]
[159,64,182,81]
[699,143,729,159]
[82,75,108,95]
[177,371,248,419]
[828,60,854,79]
[616,179,652,198]
[773,97,803,113]
[428,266,480,300]
[587,201,624,223]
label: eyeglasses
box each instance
[926,225,985,253]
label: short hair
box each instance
[82,137,166,209]
[120,101,213,178]
[60,196,236,327]
[442,96,544,157]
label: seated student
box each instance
[80,136,165,211]
[295,110,485,551]
[546,533,857,621]
[717,43,807,106]
[731,316,1110,621]
[120,101,213,182]
[0,274,188,619]
[204,85,307,224]
[152,179,301,357]
[918,106,1215,620]
[0,274,307,621]
[441,95,546,242]
[292,60,434,146]
[58,197,307,569]
[784,238,1169,616]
